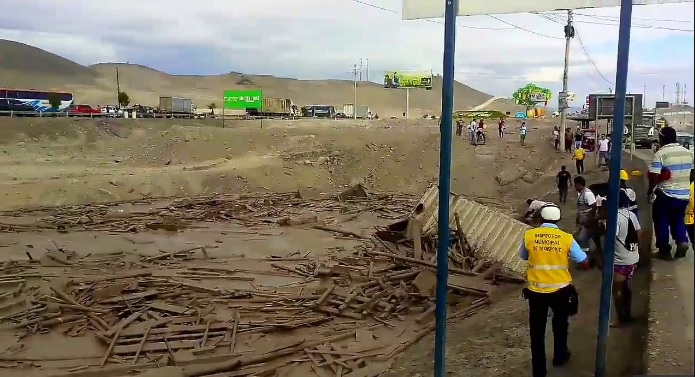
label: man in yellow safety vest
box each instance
[519,204,590,377]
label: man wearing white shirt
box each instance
[597,134,610,167]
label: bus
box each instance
[0,88,74,112]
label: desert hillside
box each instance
[0,39,520,116]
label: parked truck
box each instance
[246,97,297,118]
[342,104,372,119]
[302,105,335,118]
[158,96,193,118]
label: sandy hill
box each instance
[0,39,520,116]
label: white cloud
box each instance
[0,0,693,105]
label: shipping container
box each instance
[159,96,193,113]
[245,97,297,117]
[342,104,371,118]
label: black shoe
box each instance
[674,243,689,259]
[552,352,571,367]
[655,250,674,261]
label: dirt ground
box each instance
[0,117,650,376]
[0,117,560,211]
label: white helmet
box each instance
[539,204,561,221]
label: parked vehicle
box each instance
[100,105,119,118]
[342,104,372,119]
[676,131,694,151]
[247,98,297,118]
[68,104,102,117]
[0,88,74,112]
[302,105,335,118]
[158,97,193,117]
[0,98,36,115]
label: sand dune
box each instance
[0,39,521,117]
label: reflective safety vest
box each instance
[524,227,574,293]
[686,182,694,225]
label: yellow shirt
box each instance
[574,148,585,161]
[686,182,694,225]
[523,227,574,293]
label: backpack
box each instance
[617,211,639,252]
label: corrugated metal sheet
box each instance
[411,185,529,273]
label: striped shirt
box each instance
[649,143,693,200]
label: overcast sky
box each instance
[1,0,693,107]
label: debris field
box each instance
[0,189,523,377]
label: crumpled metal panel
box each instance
[411,184,530,273]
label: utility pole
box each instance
[116,67,121,108]
[676,82,681,105]
[359,59,363,82]
[643,85,646,108]
[662,84,666,101]
[352,64,358,119]
[365,59,369,82]
[559,10,574,151]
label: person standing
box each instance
[607,189,642,327]
[498,118,506,138]
[686,169,695,245]
[648,126,693,260]
[455,119,463,137]
[518,204,589,377]
[572,146,585,174]
[574,127,583,150]
[597,134,610,168]
[520,122,528,146]
[469,118,477,142]
[620,170,638,217]
[553,126,560,150]
[556,166,572,204]
[573,176,597,253]
[564,129,573,153]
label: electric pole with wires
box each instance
[559,10,575,151]
[352,64,358,119]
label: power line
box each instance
[574,12,694,24]
[574,31,615,86]
[487,14,564,39]
[539,11,694,32]
[349,0,512,30]
[573,14,694,32]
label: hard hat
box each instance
[631,170,643,177]
[539,204,562,221]
[620,169,629,181]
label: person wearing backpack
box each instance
[610,189,642,327]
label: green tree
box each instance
[47,93,61,109]
[512,83,553,110]
[207,102,217,114]
[117,91,131,107]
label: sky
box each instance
[0,0,693,107]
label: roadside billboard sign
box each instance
[384,70,433,90]
[223,89,263,110]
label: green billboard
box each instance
[223,89,263,110]
[383,70,433,90]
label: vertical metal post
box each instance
[595,0,633,376]
[559,10,573,150]
[434,0,457,376]
[406,89,410,119]
[366,59,369,82]
[353,64,358,120]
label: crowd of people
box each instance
[519,125,693,377]
[455,118,529,145]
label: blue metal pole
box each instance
[595,0,633,376]
[434,0,458,376]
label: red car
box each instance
[68,104,102,117]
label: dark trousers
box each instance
[554,139,560,149]
[575,159,584,174]
[456,126,462,136]
[527,286,572,377]
[652,192,689,251]
[558,186,568,204]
